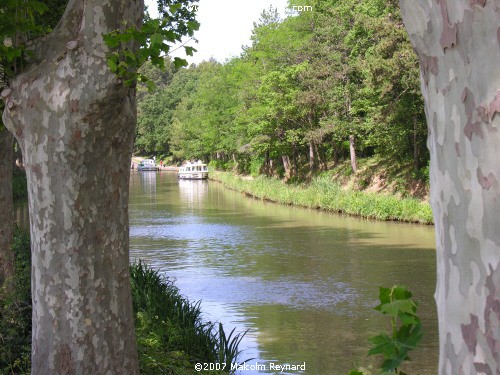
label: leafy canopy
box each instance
[0,0,199,88]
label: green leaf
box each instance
[187,20,200,33]
[163,30,178,43]
[381,356,406,372]
[103,33,121,49]
[380,300,415,318]
[169,4,182,14]
[107,58,118,72]
[150,33,163,47]
[184,46,196,56]
[376,286,392,308]
[347,370,364,375]
[367,334,396,357]
[399,312,419,326]
[392,285,412,300]
[173,57,188,68]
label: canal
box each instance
[129,171,438,374]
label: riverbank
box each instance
[210,170,433,225]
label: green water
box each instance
[129,171,438,374]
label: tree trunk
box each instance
[232,152,238,171]
[282,155,292,179]
[349,134,357,172]
[332,142,339,167]
[0,128,14,288]
[316,144,327,171]
[1,0,142,373]
[413,116,419,171]
[400,1,500,374]
[309,141,315,172]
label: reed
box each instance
[130,260,248,374]
[211,171,434,224]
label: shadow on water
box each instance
[129,171,438,374]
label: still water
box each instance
[129,172,438,375]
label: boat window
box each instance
[186,167,191,171]
[203,166,208,171]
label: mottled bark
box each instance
[1,0,142,373]
[400,1,500,374]
[349,134,357,172]
[0,128,14,288]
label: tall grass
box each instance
[131,260,249,374]
[211,171,434,224]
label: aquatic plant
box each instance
[349,285,423,375]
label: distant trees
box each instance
[137,0,427,179]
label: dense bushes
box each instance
[0,229,31,374]
[12,171,27,202]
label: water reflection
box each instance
[178,179,209,208]
[129,172,438,374]
[137,171,157,203]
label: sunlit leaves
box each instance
[367,285,423,373]
[104,0,199,88]
[0,0,54,78]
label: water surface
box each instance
[129,172,438,374]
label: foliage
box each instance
[136,0,428,184]
[348,285,423,375]
[0,229,31,375]
[0,1,48,77]
[104,0,200,88]
[0,0,199,90]
[12,170,27,202]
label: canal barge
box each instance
[178,161,209,180]
[137,159,158,171]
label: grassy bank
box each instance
[0,230,244,374]
[210,171,433,224]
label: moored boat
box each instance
[178,160,209,180]
[137,159,157,171]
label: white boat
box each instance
[178,160,209,180]
[137,159,157,171]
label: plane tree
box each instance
[399,0,500,373]
[0,0,198,372]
